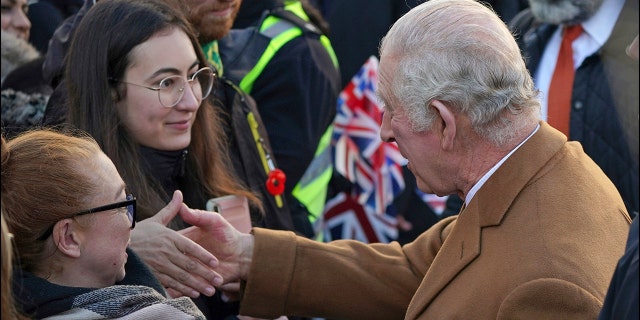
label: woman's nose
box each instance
[174,84,201,112]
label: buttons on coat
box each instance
[574,100,584,110]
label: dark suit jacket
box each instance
[599,216,639,320]
[239,122,631,319]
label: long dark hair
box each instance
[65,0,261,220]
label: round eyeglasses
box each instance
[37,194,137,241]
[114,67,216,108]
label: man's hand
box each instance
[179,207,255,286]
[129,190,222,298]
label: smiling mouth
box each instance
[168,119,189,125]
[209,6,232,17]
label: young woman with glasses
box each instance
[61,0,264,317]
[1,130,205,319]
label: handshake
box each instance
[128,190,255,301]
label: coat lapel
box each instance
[405,123,566,319]
[404,203,481,319]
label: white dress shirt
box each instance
[465,124,540,206]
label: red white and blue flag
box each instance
[320,56,406,243]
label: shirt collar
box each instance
[581,0,624,47]
[465,124,540,206]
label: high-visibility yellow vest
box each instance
[238,1,338,223]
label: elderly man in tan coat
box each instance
[181,0,632,319]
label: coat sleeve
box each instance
[239,216,457,319]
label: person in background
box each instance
[179,0,632,318]
[599,215,640,319]
[1,29,37,83]
[1,130,205,319]
[1,0,30,41]
[598,33,639,320]
[26,0,83,54]
[1,5,51,139]
[41,0,94,91]
[509,0,639,217]
[220,0,341,238]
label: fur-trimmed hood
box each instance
[1,30,40,84]
[1,88,48,138]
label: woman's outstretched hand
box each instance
[129,190,222,298]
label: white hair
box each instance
[379,0,541,146]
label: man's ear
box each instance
[52,219,82,258]
[431,99,456,150]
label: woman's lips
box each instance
[167,120,191,131]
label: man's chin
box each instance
[198,22,233,42]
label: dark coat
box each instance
[509,0,639,216]
[599,216,639,320]
[222,0,341,237]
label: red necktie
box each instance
[547,25,583,136]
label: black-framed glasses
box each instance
[37,194,137,241]
[113,67,215,108]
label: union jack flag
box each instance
[320,56,406,243]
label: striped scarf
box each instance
[41,285,205,320]
[202,40,223,77]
